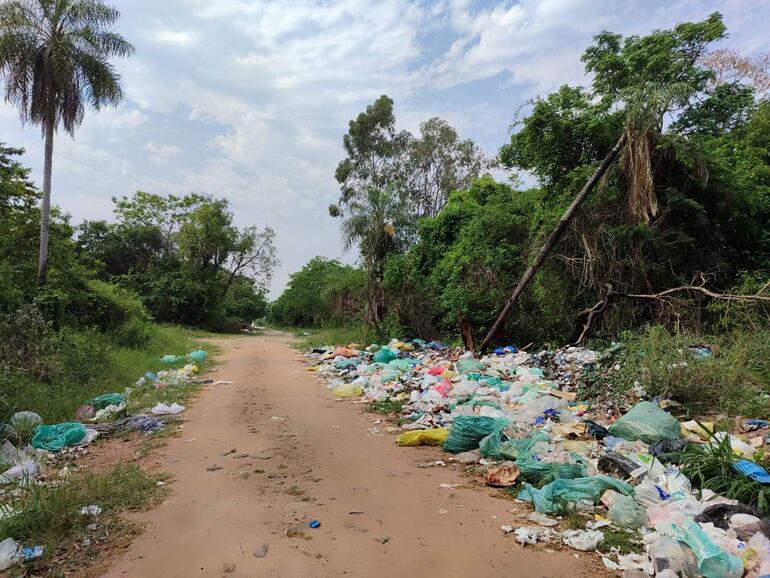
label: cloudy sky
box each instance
[1,0,767,296]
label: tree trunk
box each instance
[478,133,627,353]
[37,118,55,286]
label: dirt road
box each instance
[104,331,605,577]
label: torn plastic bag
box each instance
[518,475,634,514]
[608,401,681,443]
[648,536,699,576]
[87,393,126,410]
[671,519,743,578]
[31,422,87,452]
[395,428,449,446]
[608,493,647,529]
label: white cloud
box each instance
[1,0,768,297]
[144,141,182,164]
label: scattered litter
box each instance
[309,519,321,529]
[304,337,770,569]
[206,464,223,472]
[254,543,269,558]
[374,536,390,544]
[79,505,102,516]
[151,402,186,415]
[562,529,603,551]
[526,512,559,527]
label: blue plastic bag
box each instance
[733,459,770,484]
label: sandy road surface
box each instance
[104,331,606,577]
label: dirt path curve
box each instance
[104,331,604,578]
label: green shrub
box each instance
[110,317,152,349]
[597,325,770,415]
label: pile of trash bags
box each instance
[306,340,770,577]
[0,349,208,572]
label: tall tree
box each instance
[0,0,133,285]
[341,186,412,326]
[406,117,492,218]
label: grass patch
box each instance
[589,326,770,416]
[0,324,215,423]
[368,398,405,415]
[286,485,304,497]
[676,425,770,514]
[0,464,167,572]
[598,527,645,554]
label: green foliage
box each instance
[270,257,366,327]
[596,325,770,415]
[676,427,770,514]
[0,464,166,571]
[79,192,277,329]
[368,398,405,415]
[598,528,645,554]
[0,319,207,422]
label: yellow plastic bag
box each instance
[333,383,363,397]
[396,428,449,446]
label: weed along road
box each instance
[103,331,602,577]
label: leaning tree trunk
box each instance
[37,118,54,286]
[478,133,627,353]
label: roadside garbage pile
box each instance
[306,340,770,577]
[0,349,208,572]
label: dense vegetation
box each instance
[0,144,275,421]
[275,14,770,353]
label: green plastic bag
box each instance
[31,422,87,452]
[334,357,361,369]
[187,349,208,363]
[87,393,125,410]
[518,475,634,514]
[608,493,647,529]
[373,348,397,363]
[160,354,181,364]
[456,358,485,374]
[672,519,743,578]
[496,430,551,461]
[518,460,587,486]
[608,401,682,443]
[388,359,412,373]
[444,415,508,453]
[380,369,402,384]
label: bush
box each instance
[111,317,152,349]
[597,325,770,415]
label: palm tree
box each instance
[0,0,133,285]
[341,186,413,326]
